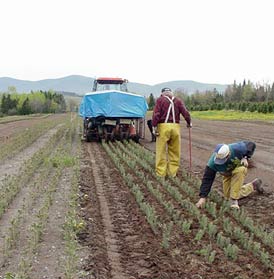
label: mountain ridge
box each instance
[0,75,228,97]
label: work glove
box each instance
[152,127,159,136]
[240,157,248,167]
[196,197,206,208]
[187,122,192,128]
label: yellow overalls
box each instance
[222,166,254,199]
[155,96,181,177]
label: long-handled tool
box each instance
[188,127,192,172]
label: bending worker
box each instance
[152,87,191,177]
[196,141,264,209]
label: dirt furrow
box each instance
[80,142,189,279]
[0,126,64,271]
[0,124,63,184]
[29,125,82,278]
[86,142,127,279]
[28,169,72,278]
[0,173,56,275]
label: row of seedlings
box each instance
[0,123,68,220]
[113,141,235,263]
[63,116,85,279]
[0,114,67,162]
[0,120,70,215]
[0,124,69,274]
[131,140,274,248]
[103,142,167,237]
[1,118,79,277]
[119,141,274,271]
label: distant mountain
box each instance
[0,75,228,97]
[152,80,228,95]
[0,75,93,95]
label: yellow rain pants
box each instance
[155,123,181,177]
[222,166,254,199]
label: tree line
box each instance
[0,87,66,116]
[146,80,274,113]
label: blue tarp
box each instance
[79,90,148,118]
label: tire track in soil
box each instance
[80,142,185,279]
[81,141,274,278]
[86,142,127,279]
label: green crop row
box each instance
[102,140,274,274]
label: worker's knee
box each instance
[233,166,247,175]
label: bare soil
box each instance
[0,114,79,278]
[79,118,274,279]
[142,119,274,229]
[1,116,274,278]
[0,114,65,140]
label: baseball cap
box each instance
[161,87,172,93]
[214,144,230,165]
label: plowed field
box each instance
[1,115,274,278]
[144,119,274,230]
[78,118,274,279]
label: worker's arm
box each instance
[234,141,256,167]
[241,141,256,167]
[177,99,191,126]
[151,98,162,127]
[196,166,217,208]
[244,141,256,158]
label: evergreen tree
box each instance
[269,83,274,102]
[147,93,155,110]
[1,94,18,114]
[20,97,32,115]
[1,94,7,113]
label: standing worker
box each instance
[196,141,264,209]
[147,119,156,142]
[152,87,192,177]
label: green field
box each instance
[191,110,274,121]
[146,110,274,122]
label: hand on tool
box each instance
[187,122,192,128]
[152,127,159,136]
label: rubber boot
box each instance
[230,199,240,209]
[252,178,264,194]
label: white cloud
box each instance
[0,0,273,85]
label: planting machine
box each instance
[79,77,148,142]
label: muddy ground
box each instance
[79,118,274,279]
[143,119,274,227]
[1,116,274,278]
[143,118,274,242]
[0,114,80,278]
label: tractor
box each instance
[79,77,148,142]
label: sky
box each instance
[0,0,274,86]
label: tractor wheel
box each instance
[86,135,92,142]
